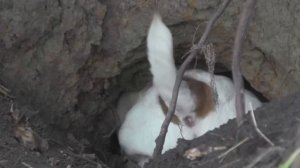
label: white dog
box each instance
[118,14,262,167]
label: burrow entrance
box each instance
[91,56,269,168]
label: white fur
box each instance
[118,88,195,156]
[184,70,262,136]
[118,14,262,167]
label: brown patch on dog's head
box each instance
[158,77,215,124]
[183,77,215,118]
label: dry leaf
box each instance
[11,102,49,151]
[15,125,49,151]
[184,145,227,160]
[184,147,208,160]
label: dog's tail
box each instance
[147,14,177,97]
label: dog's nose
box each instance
[183,116,195,127]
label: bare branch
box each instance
[249,102,274,146]
[232,0,257,126]
[153,0,232,158]
[218,137,249,160]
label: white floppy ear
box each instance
[147,14,195,110]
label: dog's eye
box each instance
[183,116,195,127]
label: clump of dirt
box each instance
[145,92,300,168]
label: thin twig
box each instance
[218,137,249,159]
[192,23,202,45]
[153,0,232,158]
[21,162,34,168]
[180,49,192,59]
[232,0,257,126]
[249,102,274,146]
[0,84,13,98]
[103,126,117,138]
[244,146,283,168]
[0,84,9,92]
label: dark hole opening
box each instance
[102,61,268,168]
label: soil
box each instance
[0,95,112,168]
[0,91,300,168]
